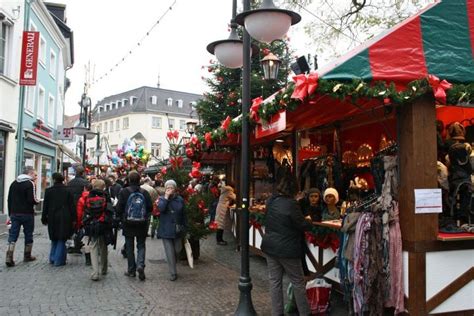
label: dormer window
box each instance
[123,99,128,106]
[176,100,183,108]
[166,98,172,106]
[130,96,137,105]
[117,100,122,107]
[111,102,116,109]
[151,96,157,105]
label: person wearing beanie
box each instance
[298,187,323,222]
[323,188,341,220]
[157,178,187,281]
[41,173,75,266]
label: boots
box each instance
[5,243,15,267]
[216,229,227,246]
[24,243,36,262]
[85,253,91,266]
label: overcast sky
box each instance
[59,0,315,115]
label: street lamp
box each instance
[73,127,101,174]
[261,52,281,81]
[186,121,198,136]
[208,1,300,315]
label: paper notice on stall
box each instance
[414,189,442,214]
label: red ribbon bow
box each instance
[221,116,231,131]
[428,74,452,104]
[291,73,319,101]
[250,96,263,123]
[166,130,180,141]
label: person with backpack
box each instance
[41,173,75,266]
[116,171,152,281]
[157,179,187,281]
[67,165,90,254]
[83,179,113,281]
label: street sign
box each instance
[19,31,40,86]
[56,126,74,140]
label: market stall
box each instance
[224,0,474,314]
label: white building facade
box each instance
[90,86,200,165]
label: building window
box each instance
[123,99,128,106]
[168,118,175,130]
[0,19,12,76]
[109,120,114,132]
[123,117,129,129]
[151,116,162,129]
[176,100,183,108]
[38,85,45,119]
[151,96,157,105]
[49,49,57,79]
[48,94,55,126]
[110,145,118,152]
[116,119,120,131]
[97,123,102,133]
[89,148,95,159]
[151,143,161,157]
[117,100,122,107]
[179,120,186,131]
[104,122,108,133]
[166,98,172,106]
[25,86,36,114]
[130,96,137,105]
[39,35,46,66]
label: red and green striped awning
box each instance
[320,0,474,84]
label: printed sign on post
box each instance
[56,126,73,140]
[414,189,442,214]
[19,31,40,86]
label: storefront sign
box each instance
[19,31,40,86]
[255,110,286,139]
[33,119,52,138]
[414,188,442,214]
[56,126,73,140]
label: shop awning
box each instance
[319,0,474,84]
[57,143,82,163]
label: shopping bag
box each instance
[306,278,332,315]
[6,218,11,230]
[284,283,298,314]
[184,239,194,269]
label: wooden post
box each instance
[398,93,438,315]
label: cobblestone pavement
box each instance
[0,217,348,315]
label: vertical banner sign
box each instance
[19,31,40,86]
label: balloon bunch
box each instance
[109,138,151,175]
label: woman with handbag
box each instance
[157,179,187,281]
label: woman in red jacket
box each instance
[76,183,92,265]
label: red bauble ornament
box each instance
[262,48,270,56]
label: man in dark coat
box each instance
[116,171,152,281]
[5,166,39,267]
[261,173,313,316]
[67,165,90,254]
[41,173,75,266]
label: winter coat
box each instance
[41,183,75,241]
[7,174,39,216]
[76,191,90,230]
[67,176,90,212]
[261,194,313,258]
[157,195,187,239]
[215,186,236,230]
[116,185,152,238]
[141,183,159,203]
[107,183,122,200]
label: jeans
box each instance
[90,236,108,278]
[125,236,146,273]
[49,240,67,266]
[266,254,310,316]
[162,238,182,276]
[8,214,35,245]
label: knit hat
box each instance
[164,179,177,189]
[323,188,339,204]
[448,122,465,141]
[307,188,321,196]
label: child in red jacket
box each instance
[76,183,92,265]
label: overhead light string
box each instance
[90,0,177,87]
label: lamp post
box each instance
[78,93,91,165]
[207,1,300,315]
[74,126,101,174]
[186,121,198,136]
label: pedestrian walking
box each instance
[41,173,75,266]
[261,172,313,316]
[141,177,159,238]
[116,171,152,281]
[215,181,236,245]
[157,179,187,281]
[67,165,90,254]
[5,166,39,267]
[83,179,113,281]
[76,183,93,265]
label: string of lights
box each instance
[90,0,177,87]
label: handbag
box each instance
[184,238,194,268]
[168,202,186,237]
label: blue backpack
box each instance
[125,189,147,223]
